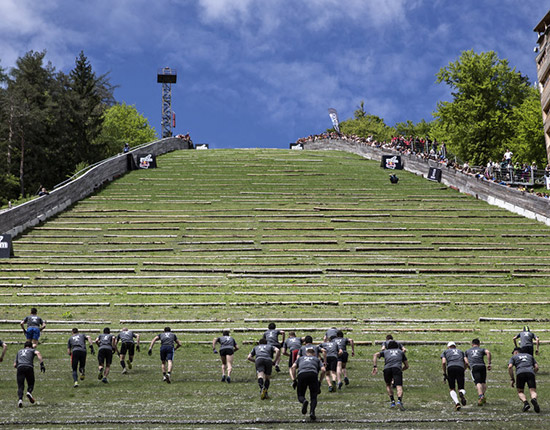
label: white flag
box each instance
[328,108,340,133]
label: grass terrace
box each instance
[1,148,550,428]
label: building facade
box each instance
[535,10,550,164]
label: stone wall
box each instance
[0,137,190,237]
[304,139,550,226]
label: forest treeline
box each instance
[0,50,156,206]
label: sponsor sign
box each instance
[137,153,157,169]
[380,155,403,170]
[290,143,303,150]
[427,167,442,182]
[195,144,209,150]
[0,234,13,258]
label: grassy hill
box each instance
[1,148,550,427]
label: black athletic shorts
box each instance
[447,366,465,391]
[219,348,234,357]
[71,350,87,371]
[471,366,487,384]
[520,346,534,356]
[326,356,337,372]
[297,371,319,398]
[98,348,113,366]
[120,342,135,356]
[384,367,403,386]
[255,357,273,375]
[338,351,349,363]
[516,372,536,390]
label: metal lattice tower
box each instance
[157,67,177,138]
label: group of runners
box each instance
[3,309,543,418]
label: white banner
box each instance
[328,108,340,133]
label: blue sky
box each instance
[0,0,547,148]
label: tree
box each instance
[95,103,157,155]
[394,119,432,138]
[338,102,394,141]
[506,86,547,166]
[433,50,531,165]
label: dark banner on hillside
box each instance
[290,143,303,150]
[428,167,442,182]
[0,234,13,258]
[380,155,403,170]
[136,153,157,169]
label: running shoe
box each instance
[332,381,337,391]
[344,377,349,386]
[18,399,23,408]
[390,401,396,408]
[459,392,467,406]
[74,381,79,388]
[522,402,531,412]
[102,378,108,384]
[261,388,268,400]
[310,414,316,421]
[397,401,405,411]
[481,396,486,405]
[122,367,128,374]
[328,385,334,393]
[478,397,483,406]
[163,375,167,382]
[532,399,540,413]
[275,365,280,373]
[79,370,85,381]
[338,382,343,390]
[302,400,309,415]
[166,373,171,384]
[98,369,104,380]
[292,380,297,390]
[221,375,226,382]
[26,392,35,404]
[226,376,231,384]
[127,360,132,369]
[455,403,461,411]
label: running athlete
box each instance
[324,327,338,342]
[509,347,540,413]
[116,327,140,374]
[263,322,285,372]
[94,327,115,384]
[335,330,355,389]
[0,339,6,362]
[441,341,467,411]
[20,308,46,348]
[372,340,408,410]
[319,335,343,392]
[67,328,94,388]
[213,330,239,383]
[14,340,45,408]
[513,326,539,356]
[291,347,325,421]
[247,337,280,399]
[148,327,182,383]
[282,331,303,386]
[465,338,491,406]
[297,335,326,392]
[381,334,406,351]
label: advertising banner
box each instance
[380,155,403,170]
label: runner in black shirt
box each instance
[213,330,239,383]
[14,340,45,408]
[373,340,408,410]
[263,322,285,372]
[282,331,303,386]
[335,330,355,389]
[94,327,116,384]
[291,347,325,421]
[441,341,467,410]
[67,328,94,388]
[116,327,140,374]
[465,338,491,406]
[148,327,182,383]
[247,338,280,399]
[509,347,540,413]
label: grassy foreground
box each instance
[1,148,550,428]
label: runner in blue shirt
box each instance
[20,308,46,348]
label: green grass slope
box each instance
[1,148,550,428]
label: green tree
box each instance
[96,103,157,155]
[506,86,546,166]
[338,101,394,141]
[433,50,531,165]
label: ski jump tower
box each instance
[157,67,177,138]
